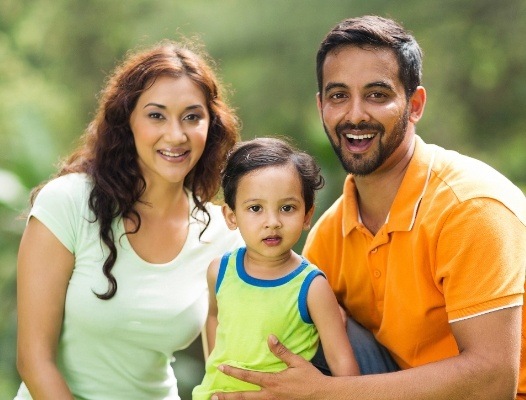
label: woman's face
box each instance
[129,75,210,188]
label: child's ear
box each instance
[222,204,238,230]
[303,206,315,230]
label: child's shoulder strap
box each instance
[216,247,245,294]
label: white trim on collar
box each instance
[407,149,436,231]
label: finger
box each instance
[211,390,263,400]
[217,363,267,387]
[267,334,307,367]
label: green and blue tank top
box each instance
[192,247,324,399]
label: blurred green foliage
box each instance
[1,0,525,398]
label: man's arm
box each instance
[211,306,521,400]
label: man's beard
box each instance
[323,107,410,176]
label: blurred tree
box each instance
[1,0,524,398]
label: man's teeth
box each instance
[346,133,375,140]
[159,150,184,157]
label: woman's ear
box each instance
[222,204,238,230]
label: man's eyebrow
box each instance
[323,82,348,93]
[324,81,395,94]
[365,81,395,91]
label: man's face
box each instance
[317,45,412,176]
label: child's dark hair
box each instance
[222,137,325,212]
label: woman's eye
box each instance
[183,113,201,121]
[148,112,164,119]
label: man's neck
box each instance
[354,135,416,235]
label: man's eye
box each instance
[368,92,388,100]
[330,92,346,99]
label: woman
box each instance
[15,40,243,399]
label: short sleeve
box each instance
[29,174,90,254]
[436,197,526,321]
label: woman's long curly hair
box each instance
[31,40,240,299]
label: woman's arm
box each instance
[307,275,360,376]
[17,217,75,399]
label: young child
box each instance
[192,137,359,399]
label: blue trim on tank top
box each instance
[215,251,232,294]
[235,247,310,287]
[298,269,325,323]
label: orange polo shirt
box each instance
[304,136,526,397]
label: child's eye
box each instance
[248,205,261,212]
[281,205,295,212]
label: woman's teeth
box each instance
[159,150,185,157]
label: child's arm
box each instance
[203,257,221,359]
[307,275,360,376]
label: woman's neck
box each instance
[137,181,187,217]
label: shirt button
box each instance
[373,269,381,278]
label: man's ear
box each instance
[316,92,323,121]
[408,86,426,124]
[303,206,315,230]
[222,204,238,230]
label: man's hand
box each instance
[211,335,329,400]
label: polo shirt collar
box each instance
[342,135,435,235]
[388,135,435,232]
[342,174,360,235]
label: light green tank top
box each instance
[193,247,323,399]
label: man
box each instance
[212,15,526,399]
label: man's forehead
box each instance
[322,46,401,90]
